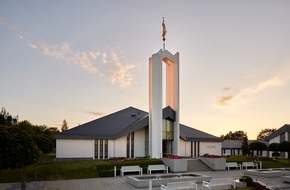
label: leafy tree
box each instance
[0,107,58,188]
[34,134,53,154]
[241,135,250,155]
[0,125,40,190]
[61,119,68,132]
[0,107,18,126]
[249,141,267,156]
[277,141,290,162]
[221,130,247,140]
[257,128,276,140]
[268,143,280,158]
[268,143,279,152]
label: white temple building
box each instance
[55,20,222,160]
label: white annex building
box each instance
[55,20,222,160]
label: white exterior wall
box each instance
[179,139,186,156]
[200,142,222,156]
[134,128,145,157]
[269,135,280,144]
[56,139,94,159]
[268,136,280,157]
[187,142,192,157]
[108,136,127,158]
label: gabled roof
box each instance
[263,124,290,141]
[55,107,148,140]
[222,140,242,148]
[55,106,221,142]
[180,124,222,142]
[222,140,268,149]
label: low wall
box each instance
[162,158,189,172]
[163,157,226,172]
[199,157,226,170]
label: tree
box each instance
[278,141,290,162]
[268,143,280,158]
[249,141,267,156]
[0,107,18,126]
[221,130,247,140]
[0,125,40,190]
[61,119,68,132]
[241,135,250,155]
[257,128,276,140]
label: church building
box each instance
[55,19,222,160]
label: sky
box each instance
[1,0,290,140]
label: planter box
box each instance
[162,158,189,172]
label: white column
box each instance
[149,52,163,158]
[149,50,180,158]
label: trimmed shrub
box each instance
[239,175,253,187]
[272,152,280,157]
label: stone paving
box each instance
[1,170,290,190]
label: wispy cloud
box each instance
[1,16,135,88]
[87,111,104,117]
[217,76,286,107]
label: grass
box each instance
[1,154,290,183]
[0,154,108,183]
[225,155,290,168]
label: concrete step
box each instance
[187,159,212,172]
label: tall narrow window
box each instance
[100,139,103,159]
[131,132,134,158]
[126,134,130,158]
[104,139,108,159]
[145,127,149,157]
[162,119,173,140]
[95,140,98,159]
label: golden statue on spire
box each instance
[162,17,167,42]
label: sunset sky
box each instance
[1,1,290,139]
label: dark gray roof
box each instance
[222,140,242,148]
[55,106,221,142]
[179,124,222,142]
[55,107,148,140]
[263,124,290,141]
[222,140,268,149]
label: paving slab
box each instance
[1,170,290,190]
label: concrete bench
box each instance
[161,181,197,190]
[242,162,258,170]
[202,178,235,190]
[147,164,168,174]
[226,162,241,170]
[120,165,142,176]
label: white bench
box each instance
[202,178,235,190]
[147,164,168,174]
[120,165,142,176]
[161,181,197,190]
[226,162,241,170]
[242,162,258,170]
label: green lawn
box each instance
[0,154,109,183]
[0,154,162,183]
[0,155,289,183]
[225,155,290,168]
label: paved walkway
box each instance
[1,170,289,190]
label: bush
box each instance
[239,175,253,187]
[272,152,280,157]
[253,182,271,190]
[202,154,222,158]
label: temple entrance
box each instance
[162,140,172,156]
